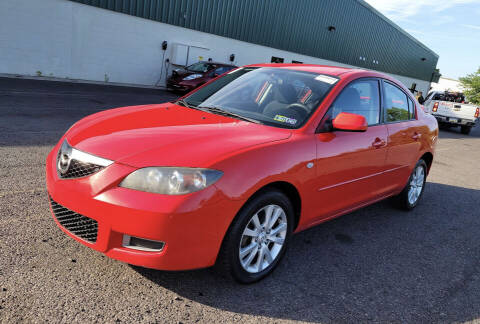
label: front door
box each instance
[310,79,389,225]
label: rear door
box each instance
[382,81,422,192]
[312,78,389,223]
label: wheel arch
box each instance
[420,151,433,174]
[214,180,302,269]
[243,181,302,231]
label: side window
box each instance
[408,98,416,119]
[383,82,409,122]
[331,79,380,125]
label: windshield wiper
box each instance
[174,99,203,111]
[175,99,191,108]
[197,106,262,124]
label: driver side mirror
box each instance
[332,112,368,132]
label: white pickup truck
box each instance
[424,91,479,135]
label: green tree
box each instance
[459,68,480,105]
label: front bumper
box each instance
[166,79,199,92]
[46,143,241,270]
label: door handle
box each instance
[412,132,421,140]
[372,138,386,149]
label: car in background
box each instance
[167,61,237,92]
[424,91,479,134]
[46,64,438,283]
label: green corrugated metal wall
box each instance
[69,0,439,82]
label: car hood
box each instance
[66,103,292,168]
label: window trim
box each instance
[408,97,416,120]
[380,79,417,124]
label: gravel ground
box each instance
[1,77,479,324]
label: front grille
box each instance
[59,157,105,179]
[49,197,98,243]
[56,141,112,180]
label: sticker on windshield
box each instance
[274,115,297,125]
[314,75,338,85]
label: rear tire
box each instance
[392,159,427,210]
[461,125,472,135]
[216,189,294,284]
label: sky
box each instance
[364,0,480,80]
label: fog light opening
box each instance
[122,235,165,252]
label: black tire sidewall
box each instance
[222,190,294,283]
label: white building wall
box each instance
[0,0,430,94]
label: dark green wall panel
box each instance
[69,0,439,81]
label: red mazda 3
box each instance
[46,64,438,283]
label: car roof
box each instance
[244,63,379,78]
[198,61,237,67]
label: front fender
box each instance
[211,134,317,227]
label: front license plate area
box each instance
[449,118,458,123]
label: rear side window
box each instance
[383,82,409,122]
[331,79,380,125]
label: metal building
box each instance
[0,0,440,93]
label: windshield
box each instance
[182,67,338,128]
[186,62,211,73]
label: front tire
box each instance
[217,190,294,283]
[393,159,427,210]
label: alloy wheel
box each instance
[238,204,288,273]
[408,165,425,205]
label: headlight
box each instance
[119,167,223,195]
[183,74,202,81]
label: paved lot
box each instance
[1,77,480,324]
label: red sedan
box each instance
[46,64,438,283]
[166,61,237,92]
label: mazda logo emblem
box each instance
[57,151,71,174]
